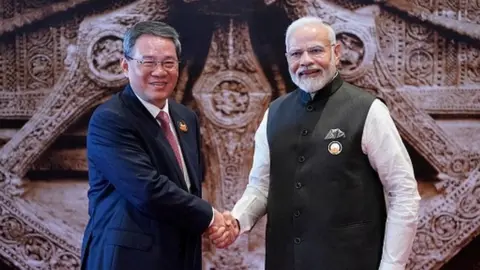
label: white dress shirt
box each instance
[134,94,191,191]
[231,99,421,270]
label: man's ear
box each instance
[120,57,129,77]
[333,43,341,66]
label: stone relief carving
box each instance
[192,17,272,269]
[89,36,125,81]
[0,0,479,269]
[337,32,364,71]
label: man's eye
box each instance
[290,52,302,57]
[142,61,156,66]
[310,48,323,54]
[163,61,176,68]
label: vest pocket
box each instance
[104,228,153,251]
[327,220,374,248]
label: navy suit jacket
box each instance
[81,85,213,270]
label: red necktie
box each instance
[156,111,183,169]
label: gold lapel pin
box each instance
[178,121,188,132]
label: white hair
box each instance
[285,16,336,49]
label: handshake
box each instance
[206,209,240,248]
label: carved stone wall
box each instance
[0,0,479,269]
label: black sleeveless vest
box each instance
[265,76,387,270]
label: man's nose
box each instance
[299,51,314,66]
[151,64,168,76]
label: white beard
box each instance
[290,54,337,93]
[291,72,333,93]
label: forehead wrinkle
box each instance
[288,42,329,52]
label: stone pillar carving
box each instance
[192,18,272,270]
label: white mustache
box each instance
[297,67,324,76]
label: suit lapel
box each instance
[169,102,200,194]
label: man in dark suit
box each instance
[81,21,232,270]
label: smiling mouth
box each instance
[299,69,321,77]
[150,82,167,87]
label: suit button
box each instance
[298,156,305,163]
[294,210,301,217]
[295,182,302,189]
[306,105,314,112]
[294,237,301,244]
[301,129,308,136]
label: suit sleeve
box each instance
[87,108,213,234]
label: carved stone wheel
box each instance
[0,0,479,269]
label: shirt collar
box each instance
[133,91,169,118]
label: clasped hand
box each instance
[206,210,239,248]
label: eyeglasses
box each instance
[125,55,180,71]
[286,44,335,62]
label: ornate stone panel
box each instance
[400,87,480,115]
[192,18,272,270]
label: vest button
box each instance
[295,182,302,189]
[294,210,301,217]
[306,105,314,112]
[301,129,308,136]
[294,237,301,244]
[298,156,305,163]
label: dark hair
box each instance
[123,21,181,58]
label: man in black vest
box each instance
[210,16,421,270]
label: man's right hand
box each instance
[206,209,229,243]
[207,210,239,248]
